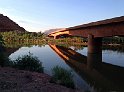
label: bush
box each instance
[0,52,12,67]
[51,66,75,89]
[13,52,43,73]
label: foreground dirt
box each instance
[0,67,81,92]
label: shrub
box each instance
[13,52,43,73]
[0,34,4,46]
[51,66,75,89]
[0,52,12,67]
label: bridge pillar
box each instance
[88,34,102,54]
[54,36,56,39]
[87,34,102,69]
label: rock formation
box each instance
[0,14,26,32]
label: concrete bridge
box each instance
[48,16,124,38]
[49,44,124,91]
[48,16,124,56]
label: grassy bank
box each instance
[50,66,75,89]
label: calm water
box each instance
[9,44,124,92]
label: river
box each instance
[9,44,124,92]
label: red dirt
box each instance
[0,67,82,92]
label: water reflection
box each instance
[103,45,124,53]
[49,44,124,92]
[8,43,124,92]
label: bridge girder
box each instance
[48,16,124,38]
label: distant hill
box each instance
[0,14,26,32]
[44,28,64,34]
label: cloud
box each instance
[18,20,32,24]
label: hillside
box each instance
[0,14,26,32]
[44,28,64,34]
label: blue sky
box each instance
[0,0,124,32]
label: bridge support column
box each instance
[88,34,102,54]
[54,36,56,39]
[87,34,102,69]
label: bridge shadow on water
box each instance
[49,44,124,92]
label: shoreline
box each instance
[48,42,124,46]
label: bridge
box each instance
[48,16,124,38]
[48,16,124,56]
[49,44,124,91]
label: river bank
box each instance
[0,67,82,92]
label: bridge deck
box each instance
[67,16,124,30]
[48,16,124,38]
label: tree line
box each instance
[103,37,124,44]
[1,31,124,45]
[0,31,46,42]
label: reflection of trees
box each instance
[4,41,47,48]
[102,45,124,53]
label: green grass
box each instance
[51,66,75,89]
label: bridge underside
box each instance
[48,16,124,38]
[48,16,124,62]
[68,22,124,38]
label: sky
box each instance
[0,0,124,32]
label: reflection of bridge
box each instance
[48,16,124,62]
[49,44,124,91]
